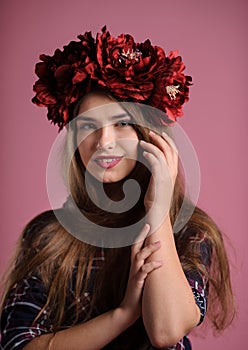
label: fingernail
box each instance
[149,130,155,136]
[153,241,161,246]
[155,260,163,266]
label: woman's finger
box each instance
[140,140,165,162]
[151,130,178,155]
[131,224,150,261]
[161,131,179,164]
[142,131,178,181]
[135,241,161,262]
[142,151,163,172]
[133,240,162,275]
[136,260,163,284]
[140,139,177,175]
[144,130,178,165]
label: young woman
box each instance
[0,27,235,350]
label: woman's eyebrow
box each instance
[76,116,96,122]
[111,113,131,120]
[76,113,130,122]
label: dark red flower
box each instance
[32,32,97,130]
[149,51,192,124]
[32,27,192,129]
[96,26,165,102]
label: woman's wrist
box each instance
[145,214,173,245]
[145,205,171,235]
[115,306,139,328]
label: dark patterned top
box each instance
[0,232,211,350]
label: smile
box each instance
[94,156,123,169]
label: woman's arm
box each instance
[23,307,137,350]
[22,225,162,350]
[142,217,200,349]
[140,131,201,348]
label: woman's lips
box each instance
[94,156,124,169]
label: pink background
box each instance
[0,0,247,348]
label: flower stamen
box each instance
[166,84,180,100]
[118,48,142,64]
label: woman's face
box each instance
[76,92,139,183]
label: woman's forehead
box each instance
[77,99,130,124]
[78,91,117,113]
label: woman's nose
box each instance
[96,126,116,149]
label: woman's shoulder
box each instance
[23,208,62,232]
[16,208,67,271]
[22,208,64,242]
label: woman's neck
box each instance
[102,181,126,202]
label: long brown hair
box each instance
[0,92,235,341]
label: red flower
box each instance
[149,51,192,124]
[32,27,192,129]
[32,32,97,130]
[96,26,165,102]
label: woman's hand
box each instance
[119,224,163,322]
[140,131,178,231]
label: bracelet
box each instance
[48,333,56,350]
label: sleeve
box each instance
[185,231,212,325]
[0,276,52,350]
[186,273,208,325]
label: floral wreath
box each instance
[32,26,192,130]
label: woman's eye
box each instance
[78,123,96,130]
[116,120,132,127]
